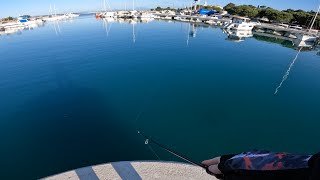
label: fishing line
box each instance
[133,82,162,159]
[145,138,162,160]
[138,131,220,178]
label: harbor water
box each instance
[0,15,320,179]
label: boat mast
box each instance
[308,4,320,32]
[107,0,113,11]
[133,0,135,11]
[49,4,52,16]
[103,0,107,12]
[54,4,57,16]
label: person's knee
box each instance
[208,164,222,174]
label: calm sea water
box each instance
[0,15,320,179]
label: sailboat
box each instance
[43,4,63,21]
[294,5,320,48]
[99,0,115,18]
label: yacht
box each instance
[65,13,80,18]
[18,16,43,26]
[137,12,155,19]
[101,12,115,18]
[205,16,219,25]
[43,4,66,21]
[224,16,257,31]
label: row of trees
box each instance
[224,3,319,28]
[153,6,176,11]
[1,16,15,22]
[153,5,222,12]
[197,5,223,12]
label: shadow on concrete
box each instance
[75,167,99,180]
[112,162,142,180]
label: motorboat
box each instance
[101,12,115,18]
[65,13,80,18]
[137,12,155,19]
[224,16,257,31]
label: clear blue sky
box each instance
[1,0,319,18]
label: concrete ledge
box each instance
[43,161,217,180]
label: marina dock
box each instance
[157,13,231,23]
[255,23,319,36]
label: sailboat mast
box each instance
[108,1,113,11]
[54,4,57,16]
[49,4,52,16]
[103,0,107,12]
[133,0,135,11]
[309,4,320,32]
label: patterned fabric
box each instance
[224,150,312,171]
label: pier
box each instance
[157,13,231,23]
[255,23,319,36]
[43,161,216,180]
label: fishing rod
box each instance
[138,131,221,178]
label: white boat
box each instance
[43,4,66,21]
[137,12,155,19]
[205,16,218,25]
[294,34,318,47]
[1,21,25,30]
[163,16,172,20]
[190,18,201,23]
[205,20,217,25]
[154,15,161,19]
[101,12,115,18]
[43,16,61,21]
[2,27,20,35]
[226,29,253,42]
[224,16,256,31]
[17,16,44,28]
[65,13,80,18]
[5,29,18,34]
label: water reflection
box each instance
[225,29,253,42]
[274,48,302,95]
[3,15,319,51]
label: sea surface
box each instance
[0,15,320,179]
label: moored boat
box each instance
[224,16,257,31]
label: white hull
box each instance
[225,22,256,31]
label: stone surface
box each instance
[43,161,217,180]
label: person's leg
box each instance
[202,157,222,174]
[202,157,220,165]
[208,164,222,175]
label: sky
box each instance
[0,0,319,18]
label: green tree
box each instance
[236,5,259,18]
[1,16,14,21]
[155,6,162,11]
[224,3,236,11]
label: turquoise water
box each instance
[0,15,320,179]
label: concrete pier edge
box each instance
[42,161,217,180]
